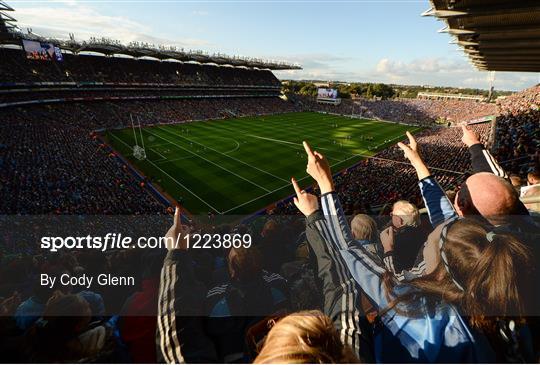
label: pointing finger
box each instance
[303,141,315,158]
[291,177,302,196]
[173,207,181,226]
[397,142,409,152]
[406,131,417,150]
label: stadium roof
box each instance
[64,38,302,69]
[423,0,540,72]
[0,1,301,70]
[2,33,302,70]
[0,1,18,40]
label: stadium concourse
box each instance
[0,17,540,365]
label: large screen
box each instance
[22,39,62,61]
[317,88,338,99]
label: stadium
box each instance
[0,0,539,364]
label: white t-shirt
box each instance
[521,183,540,197]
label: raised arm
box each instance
[418,176,457,226]
[157,208,217,364]
[398,132,457,227]
[292,145,394,311]
[319,192,394,311]
[461,124,508,178]
[301,141,358,250]
[291,177,373,362]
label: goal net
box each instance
[133,145,146,160]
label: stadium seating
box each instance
[290,93,498,125]
[1,42,539,364]
[0,48,280,87]
[493,85,540,175]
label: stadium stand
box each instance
[493,85,540,176]
[0,48,283,86]
[1,1,539,364]
[290,93,498,125]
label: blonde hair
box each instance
[254,310,358,364]
[351,214,378,242]
[392,200,420,227]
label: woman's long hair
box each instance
[254,310,358,364]
[383,219,533,330]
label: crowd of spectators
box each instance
[493,85,540,176]
[0,87,280,105]
[290,94,498,125]
[1,46,539,363]
[0,244,170,362]
[0,48,280,87]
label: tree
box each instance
[337,85,351,99]
[371,83,395,99]
[366,85,373,99]
[299,84,317,97]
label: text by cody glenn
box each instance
[41,273,135,289]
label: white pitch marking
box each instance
[151,148,168,162]
[144,129,273,193]
[108,133,222,213]
[221,153,362,214]
[145,159,223,214]
[157,126,289,183]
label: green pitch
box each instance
[106,112,421,215]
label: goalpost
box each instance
[130,114,147,160]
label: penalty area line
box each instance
[107,133,223,214]
[157,126,288,184]
[144,129,273,193]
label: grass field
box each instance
[106,112,422,215]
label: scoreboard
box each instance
[317,88,341,105]
[317,88,338,100]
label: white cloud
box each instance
[58,0,78,6]
[275,55,537,91]
[271,53,356,81]
[375,57,468,77]
[15,4,211,49]
[372,57,538,90]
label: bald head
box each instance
[457,173,520,220]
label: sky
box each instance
[8,0,540,91]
